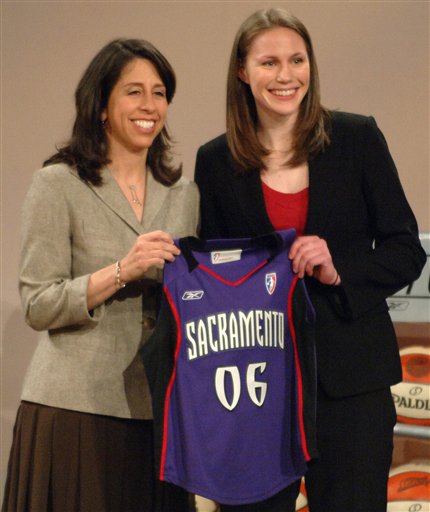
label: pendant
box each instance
[129,185,142,207]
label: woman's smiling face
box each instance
[102,58,168,158]
[239,27,310,126]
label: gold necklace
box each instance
[128,184,143,207]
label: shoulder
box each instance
[328,110,379,136]
[31,163,81,188]
[197,133,228,157]
[22,165,82,222]
[328,110,375,131]
[35,162,76,177]
[326,110,384,152]
[170,176,198,196]
[195,133,234,181]
[26,164,84,200]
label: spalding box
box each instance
[387,462,430,511]
[391,346,430,426]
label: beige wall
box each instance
[1,0,429,493]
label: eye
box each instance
[154,89,166,98]
[293,56,305,64]
[128,88,141,95]
[262,60,276,67]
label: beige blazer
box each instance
[19,164,199,419]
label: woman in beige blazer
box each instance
[2,39,199,512]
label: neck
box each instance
[255,104,299,150]
[257,120,295,154]
[108,151,148,185]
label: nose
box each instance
[276,63,291,83]
[138,93,155,111]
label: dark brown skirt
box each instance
[2,402,189,512]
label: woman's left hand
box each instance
[288,235,340,285]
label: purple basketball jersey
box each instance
[141,230,317,505]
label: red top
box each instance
[261,181,309,236]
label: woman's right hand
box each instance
[87,231,180,311]
[119,230,181,283]
[289,235,340,286]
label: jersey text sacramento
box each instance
[186,310,285,361]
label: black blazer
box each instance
[195,111,426,398]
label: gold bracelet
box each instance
[115,260,126,289]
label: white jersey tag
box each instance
[210,249,242,264]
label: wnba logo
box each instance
[265,273,277,295]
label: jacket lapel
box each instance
[140,170,171,233]
[230,168,274,235]
[84,168,173,236]
[86,168,144,235]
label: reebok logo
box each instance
[182,290,204,301]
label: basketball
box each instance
[387,462,430,511]
[295,478,309,512]
[391,346,430,425]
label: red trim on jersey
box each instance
[288,275,311,461]
[198,259,268,286]
[159,286,183,480]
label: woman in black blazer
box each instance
[194,8,426,512]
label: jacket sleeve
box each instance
[333,116,426,320]
[19,169,104,331]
